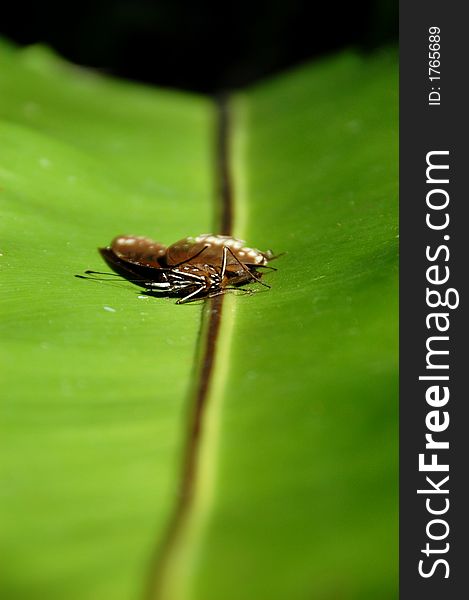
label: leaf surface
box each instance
[0,42,397,600]
[162,51,398,600]
[0,42,215,600]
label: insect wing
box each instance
[165,236,221,266]
[110,235,167,268]
[165,234,264,268]
[99,247,166,285]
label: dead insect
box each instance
[79,234,279,304]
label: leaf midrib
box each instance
[145,96,236,600]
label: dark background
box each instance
[400,1,468,598]
[1,0,397,93]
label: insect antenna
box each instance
[84,269,123,276]
[75,273,147,284]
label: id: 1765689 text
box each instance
[428,26,441,106]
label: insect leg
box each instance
[145,280,172,293]
[252,264,277,272]
[225,246,271,288]
[220,245,228,279]
[202,286,256,300]
[176,284,207,304]
[222,286,255,297]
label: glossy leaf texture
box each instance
[1,40,398,600]
[0,40,215,600]
[162,51,398,600]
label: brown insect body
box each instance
[99,234,276,304]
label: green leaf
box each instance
[0,42,216,600]
[153,51,398,600]
[1,42,397,600]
